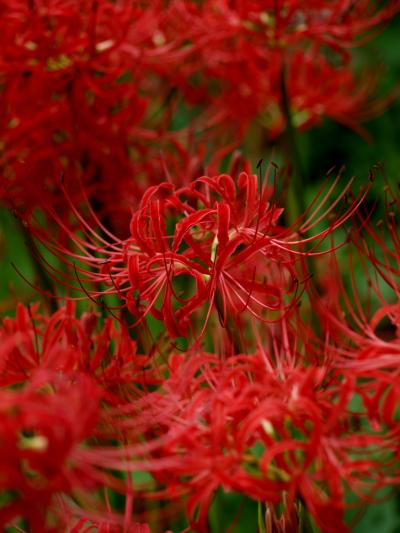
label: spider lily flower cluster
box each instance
[2,207,400,532]
[3,169,400,532]
[0,0,398,227]
[1,2,400,533]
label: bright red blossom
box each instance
[77,340,400,533]
[1,2,399,531]
[29,168,369,338]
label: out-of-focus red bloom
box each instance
[0,303,175,530]
[0,0,188,228]
[171,0,398,49]
[0,370,101,531]
[0,302,160,402]
[79,334,399,533]
[1,0,397,225]
[278,49,391,139]
[162,0,399,138]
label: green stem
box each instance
[18,220,58,313]
[214,294,243,354]
[258,501,267,533]
[280,64,306,226]
[280,64,320,299]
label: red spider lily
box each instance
[160,0,399,139]
[76,338,400,533]
[314,252,400,374]
[1,0,397,226]
[0,303,186,531]
[313,181,400,353]
[0,0,189,227]
[309,188,400,435]
[278,49,394,140]
[27,166,370,339]
[0,302,161,402]
[171,0,398,49]
[1,4,399,533]
[0,370,102,532]
[0,0,230,232]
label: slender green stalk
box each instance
[258,501,266,533]
[18,219,58,313]
[280,64,306,226]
